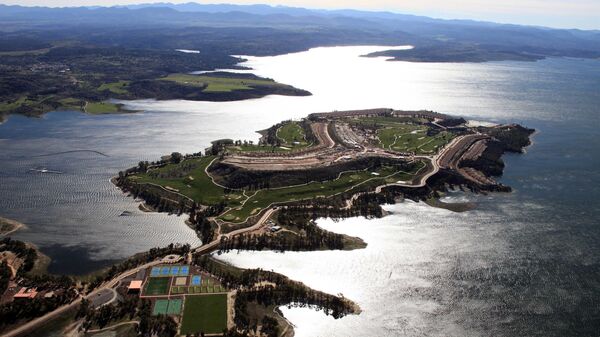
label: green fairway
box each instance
[220,163,425,222]
[277,122,308,147]
[144,277,170,296]
[162,74,282,93]
[131,156,243,207]
[180,294,228,335]
[129,152,425,224]
[376,126,454,154]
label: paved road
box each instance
[0,259,162,337]
[1,132,476,337]
[89,288,116,308]
[194,207,277,255]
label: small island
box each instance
[115,108,534,257]
[365,44,545,63]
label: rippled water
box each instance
[1,46,599,337]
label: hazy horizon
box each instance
[1,0,599,30]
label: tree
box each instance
[171,152,183,164]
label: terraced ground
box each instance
[127,153,425,224]
[218,162,426,222]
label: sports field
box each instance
[144,278,170,296]
[180,294,228,335]
[153,299,182,315]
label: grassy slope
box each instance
[220,162,425,222]
[180,294,228,335]
[129,156,426,223]
[131,156,244,207]
[354,116,455,154]
[162,74,282,93]
[276,122,307,146]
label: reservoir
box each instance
[0,46,599,334]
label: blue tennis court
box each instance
[150,267,160,277]
[170,266,180,276]
[160,267,170,276]
[179,266,189,276]
[191,275,201,285]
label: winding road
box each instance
[1,206,279,337]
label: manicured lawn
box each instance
[130,150,426,224]
[221,163,425,222]
[131,156,243,207]
[144,277,170,296]
[162,74,281,93]
[376,126,455,154]
[180,294,228,335]
[277,122,308,147]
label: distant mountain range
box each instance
[0,2,599,61]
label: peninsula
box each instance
[0,108,533,337]
[116,108,534,254]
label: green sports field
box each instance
[180,294,228,335]
[144,278,170,296]
[153,298,183,315]
[152,299,169,315]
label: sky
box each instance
[1,0,599,30]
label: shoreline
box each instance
[0,216,27,236]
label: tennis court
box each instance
[150,265,191,277]
[153,299,169,315]
[153,299,183,315]
[166,299,182,315]
[191,275,202,285]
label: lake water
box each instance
[1,46,599,334]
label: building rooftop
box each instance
[128,280,143,290]
[13,287,38,299]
